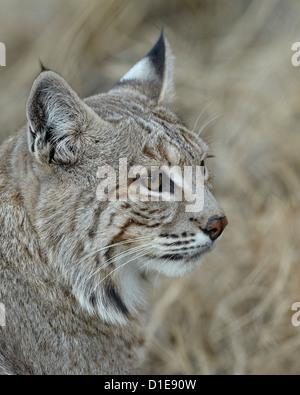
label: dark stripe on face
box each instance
[89,292,97,307]
[48,146,56,164]
[162,240,192,246]
[152,109,179,125]
[108,212,117,227]
[69,190,89,233]
[104,248,112,263]
[110,220,132,244]
[132,211,152,220]
[104,220,133,263]
[181,131,198,159]
[87,205,102,240]
[142,221,161,228]
[158,140,171,164]
[105,283,129,315]
[135,119,153,134]
[142,145,159,160]
[131,209,168,225]
[160,254,185,261]
[160,233,180,239]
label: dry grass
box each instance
[1,0,300,375]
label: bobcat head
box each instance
[25,32,228,324]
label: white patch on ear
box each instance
[115,33,175,104]
[120,57,156,84]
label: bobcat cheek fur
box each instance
[0,32,227,375]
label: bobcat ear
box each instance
[27,71,96,165]
[115,30,175,103]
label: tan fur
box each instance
[0,33,227,374]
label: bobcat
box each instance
[0,32,227,375]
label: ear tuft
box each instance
[114,30,175,104]
[39,59,49,73]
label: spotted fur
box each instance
[0,32,227,375]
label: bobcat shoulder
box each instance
[0,32,227,375]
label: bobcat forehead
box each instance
[142,141,180,164]
[0,31,227,375]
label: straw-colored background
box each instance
[1,0,300,375]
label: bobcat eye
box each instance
[140,171,175,194]
[147,172,163,192]
[201,160,206,176]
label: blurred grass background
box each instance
[1,0,300,375]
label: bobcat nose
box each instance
[205,216,228,241]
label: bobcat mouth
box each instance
[155,243,213,262]
[139,242,215,278]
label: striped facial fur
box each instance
[25,32,227,325]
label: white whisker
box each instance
[77,235,153,264]
[81,243,154,288]
[193,101,214,131]
[49,236,154,285]
[198,114,221,135]
[97,245,154,286]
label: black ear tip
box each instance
[149,29,165,52]
[146,29,166,78]
[39,59,49,73]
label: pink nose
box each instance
[205,216,228,241]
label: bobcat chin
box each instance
[0,32,227,375]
